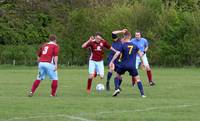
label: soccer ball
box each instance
[96,83,105,92]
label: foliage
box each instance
[0,0,200,66]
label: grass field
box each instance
[0,67,200,121]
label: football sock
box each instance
[31,80,41,93]
[94,71,97,78]
[51,80,58,96]
[119,78,122,87]
[114,77,120,90]
[107,72,112,82]
[137,81,144,96]
[147,70,152,82]
[87,78,93,90]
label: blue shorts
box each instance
[37,62,58,80]
[116,65,138,77]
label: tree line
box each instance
[0,0,200,67]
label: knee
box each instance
[88,74,94,79]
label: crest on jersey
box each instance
[100,43,103,46]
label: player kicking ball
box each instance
[28,34,59,97]
[109,29,146,97]
[82,32,119,94]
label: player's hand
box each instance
[54,65,58,71]
[109,62,115,71]
[89,36,94,42]
[122,29,128,33]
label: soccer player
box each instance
[109,29,146,97]
[106,30,125,91]
[28,34,59,97]
[82,32,119,94]
[131,32,155,86]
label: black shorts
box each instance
[116,65,138,77]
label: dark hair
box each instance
[135,31,141,35]
[49,34,57,41]
[95,32,102,37]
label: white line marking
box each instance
[80,104,200,116]
[1,114,94,121]
[1,104,198,121]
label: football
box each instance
[96,83,105,92]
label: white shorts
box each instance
[37,62,58,80]
[135,54,149,69]
[89,60,104,77]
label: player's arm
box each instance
[143,39,149,54]
[112,29,127,35]
[53,46,59,71]
[109,51,120,69]
[54,56,58,71]
[37,46,42,62]
[138,50,144,65]
[81,36,94,48]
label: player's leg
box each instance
[143,54,155,86]
[132,56,141,86]
[133,76,145,97]
[97,60,104,79]
[29,63,46,97]
[106,67,113,91]
[87,60,96,93]
[130,68,145,97]
[47,63,59,97]
[112,73,121,97]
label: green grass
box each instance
[0,67,200,121]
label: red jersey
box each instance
[84,39,111,61]
[38,42,59,63]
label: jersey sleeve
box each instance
[37,45,43,57]
[104,40,111,49]
[84,41,92,48]
[112,33,118,39]
[144,38,149,47]
[53,45,59,56]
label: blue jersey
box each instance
[120,41,139,67]
[107,38,122,65]
[131,38,148,52]
[116,41,139,76]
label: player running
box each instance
[106,29,125,91]
[28,34,59,97]
[131,31,155,86]
[109,29,146,97]
[82,32,119,94]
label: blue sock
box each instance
[114,77,120,90]
[107,72,112,82]
[119,79,122,87]
[137,81,144,96]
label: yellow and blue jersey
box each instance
[107,39,123,65]
[115,41,139,76]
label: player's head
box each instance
[94,32,103,43]
[135,31,141,40]
[123,30,132,41]
[49,34,57,42]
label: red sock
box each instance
[31,80,41,93]
[132,77,136,86]
[51,80,58,96]
[147,70,152,82]
[87,78,93,90]
[94,71,97,78]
